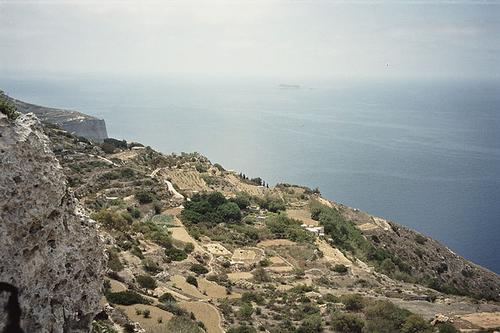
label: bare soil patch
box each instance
[459,312,500,329]
[257,239,296,247]
[118,304,173,332]
[286,208,318,226]
[179,301,223,333]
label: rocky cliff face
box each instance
[8,95,108,142]
[0,113,106,332]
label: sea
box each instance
[1,74,499,273]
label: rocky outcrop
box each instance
[0,113,106,332]
[8,95,108,142]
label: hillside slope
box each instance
[40,121,500,333]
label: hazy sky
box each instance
[1,0,499,80]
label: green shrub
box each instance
[165,315,202,333]
[436,323,459,333]
[401,314,432,333]
[106,291,150,305]
[184,243,195,253]
[128,207,141,219]
[0,92,19,120]
[190,264,209,275]
[142,309,151,318]
[92,209,129,230]
[332,264,348,274]
[415,234,427,245]
[130,245,144,259]
[107,249,124,272]
[227,325,257,333]
[159,292,176,304]
[238,302,253,320]
[136,275,157,289]
[186,275,198,287]
[363,300,411,333]
[165,247,188,261]
[340,294,364,312]
[142,258,161,273]
[298,313,322,333]
[135,190,155,204]
[330,312,364,333]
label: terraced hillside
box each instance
[41,123,500,333]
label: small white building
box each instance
[304,226,325,237]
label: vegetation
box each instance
[330,312,364,333]
[158,292,176,304]
[0,91,19,120]
[165,315,203,333]
[190,263,209,275]
[181,192,242,225]
[265,213,314,243]
[136,274,157,289]
[186,275,198,287]
[105,291,150,305]
[135,190,156,204]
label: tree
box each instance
[217,202,242,222]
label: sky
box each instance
[0,0,499,80]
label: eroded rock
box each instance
[0,113,106,332]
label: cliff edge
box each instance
[0,113,106,332]
[5,93,108,142]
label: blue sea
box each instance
[2,74,499,273]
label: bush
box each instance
[252,268,271,283]
[217,202,242,221]
[415,234,427,245]
[0,92,19,120]
[298,313,322,333]
[135,190,155,204]
[142,309,151,318]
[106,291,150,305]
[136,275,157,289]
[401,314,432,333]
[230,193,251,210]
[330,312,364,333]
[142,258,161,273]
[92,209,129,230]
[186,275,198,287]
[184,243,195,253]
[128,207,141,219]
[227,324,257,333]
[181,192,242,225]
[436,323,459,333]
[340,294,364,312]
[165,247,188,261]
[238,302,253,320]
[364,300,411,333]
[107,249,124,272]
[332,264,348,274]
[159,292,176,304]
[190,264,209,275]
[165,315,202,333]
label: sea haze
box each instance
[2,75,499,273]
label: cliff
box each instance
[0,113,106,332]
[7,94,108,142]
